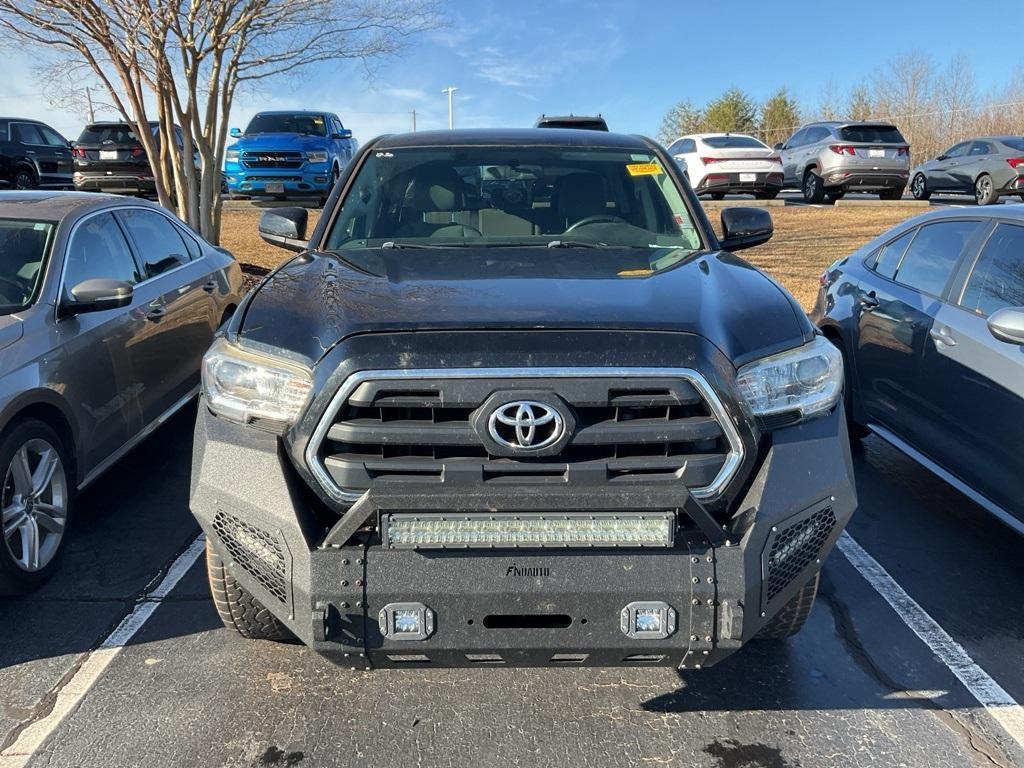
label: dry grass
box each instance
[218,205,923,310]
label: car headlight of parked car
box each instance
[225,149,240,162]
[202,338,313,428]
[306,150,328,164]
[736,336,843,422]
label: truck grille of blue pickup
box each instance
[241,151,304,169]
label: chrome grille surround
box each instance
[304,368,745,505]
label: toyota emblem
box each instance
[487,401,565,451]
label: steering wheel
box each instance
[564,214,628,233]
[0,276,26,304]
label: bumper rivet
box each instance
[707,599,714,606]
[691,557,699,564]
[705,636,712,642]
[356,601,363,607]
[703,650,709,655]
[707,577,714,584]
[771,526,778,532]
[340,602,349,608]
[692,599,700,606]
[724,539,732,546]
[692,577,700,584]
[341,558,349,565]
[357,558,364,564]
[690,635,698,642]
[760,611,766,617]
[706,556,713,563]
[356,579,364,586]
[341,580,349,587]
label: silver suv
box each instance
[776,121,910,203]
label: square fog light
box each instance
[620,601,676,640]
[378,602,435,641]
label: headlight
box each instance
[202,338,313,428]
[736,336,843,422]
[306,150,328,163]
[225,149,239,162]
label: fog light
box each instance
[378,602,434,641]
[620,601,676,640]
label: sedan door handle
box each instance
[146,306,167,321]
[202,280,217,293]
[858,293,879,310]
[929,326,957,347]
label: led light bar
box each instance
[382,513,675,549]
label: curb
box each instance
[834,199,929,208]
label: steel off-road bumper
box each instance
[190,403,856,669]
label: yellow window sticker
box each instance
[618,268,653,277]
[626,163,662,177]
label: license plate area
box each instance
[868,148,886,158]
[739,172,757,182]
[264,182,284,194]
[99,150,118,160]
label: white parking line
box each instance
[838,531,1024,749]
[0,535,206,768]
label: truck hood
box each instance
[237,247,812,366]
[0,313,23,353]
[228,133,328,152]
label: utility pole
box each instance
[442,86,458,129]
[411,109,417,132]
[85,86,95,124]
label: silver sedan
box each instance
[911,136,1024,205]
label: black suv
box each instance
[72,121,196,195]
[191,128,857,670]
[0,118,73,190]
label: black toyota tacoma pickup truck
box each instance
[191,128,856,670]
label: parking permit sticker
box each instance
[626,163,661,176]
[618,268,653,277]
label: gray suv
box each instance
[0,192,243,593]
[777,121,910,203]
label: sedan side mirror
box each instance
[719,208,773,252]
[773,142,784,151]
[259,207,309,252]
[229,127,242,138]
[63,279,134,315]
[987,307,1024,345]
[936,154,948,161]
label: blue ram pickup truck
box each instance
[224,111,357,202]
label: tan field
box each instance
[219,205,923,310]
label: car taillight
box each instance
[828,145,856,156]
[819,271,830,287]
[700,157,725,165]
[71,147,86,158]
[897,146,910,157]
[1007,157,1024,169]
[768,155,781,163]
[130,146,145,158]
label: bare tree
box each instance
[0,0,440,243]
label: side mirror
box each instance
[719,208,774,252]
[63,279,134,315]
[337,129,352,140]
[773,142,784,150]
[936,154,948,161]
[259,207,309,252]
[229,127,242,138]
[987,307,1024,345]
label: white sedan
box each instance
[665,133,784,199]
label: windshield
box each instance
[0,219,54,315]
[324,146,703,257]
[702,135,766,149]
[245,114,327,136]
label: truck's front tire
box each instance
[756,573,819,639]
[206,541,293,642]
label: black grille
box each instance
[241,151,304,169]
[314,376,734,495]
[212,511,288,604]
[764,506,836,603]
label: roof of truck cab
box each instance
[373,128,652,149]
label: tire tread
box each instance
[205,541,292,641]
[757,573,819,639]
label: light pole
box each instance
[442,86,458,129]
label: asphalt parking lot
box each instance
[1,404,1022,768]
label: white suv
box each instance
[666,133,784,199]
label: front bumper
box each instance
[224,165,332,197]
[191,396,856,670]
[698,171,783,194]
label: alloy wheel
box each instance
[975,176,993,204]
[912,175,925,198]
[2,438,67,572]
[14,171,36,190]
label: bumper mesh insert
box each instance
[212,511,288,604]
[764,506,836,603]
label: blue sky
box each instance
[2,0,1022,143]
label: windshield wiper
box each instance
[546,240,607,248]
[380,241,450,249]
